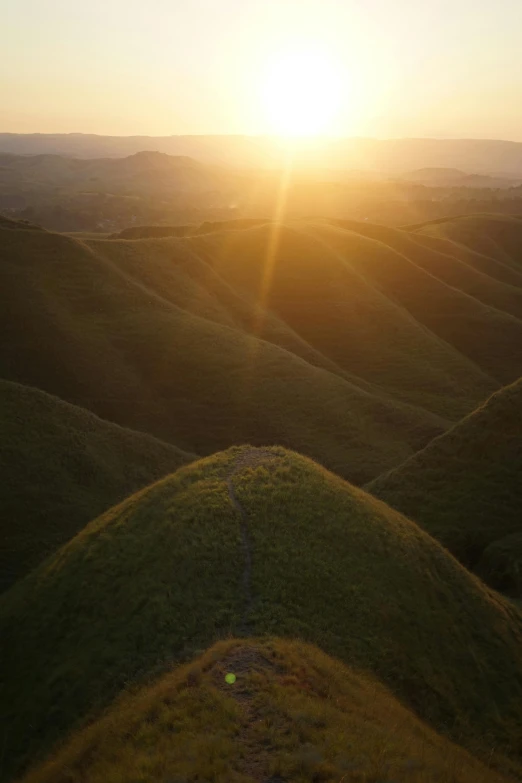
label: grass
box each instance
[0,220,454,484]
[2,447,522,780]
[476,532,522,597]
[188,221,499,419]
[20,638,514,783]
[3,212,522,484]
[0,379,196,591]
[3,213,522,782]
[414,214,522,280]
[368,378,522,573]
[300,219,522,387]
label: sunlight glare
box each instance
[260,48,343,136]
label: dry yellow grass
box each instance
[21,638,515,783]
[3,447,522,780]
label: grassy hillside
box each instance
[21,638,513,783]
[100,215,522,413]
[369,378,522,571]
[2,447,522,780]
[0,219,455,484]
[0,379,195,591]
[414,214,522,262]
[300,219,522,386]
[2,212,522,478]
[476,533,522,597]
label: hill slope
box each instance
[3,214,522,480]
[100,214,522,405]
[0,219,454,484]
[0,380,195,591]
[411,214,522,284]
[368,378,522,571]
[476,532,522,596]
[21,638,512,783]
[2,447,522,780]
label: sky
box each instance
[2,0,522,140]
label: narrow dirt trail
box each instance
[213,644,285,783]
[226,448,277,635]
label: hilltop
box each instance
[21,638,512,783]
[2,447,522,780]
[369,378,522,574]
[0,379,195,591]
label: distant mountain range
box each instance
[0,149,240,197]
[3,133,522,175]
[3,148,522,233]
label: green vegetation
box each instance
[0,218,456,484]
[2,447,522,781]
[21,638,512,783]
[301,219,522,386]
[369,378,522,571]
[415,214,522,279]
[6,211,522,486]
[0,379,195,591]
[3,213,522,783]
[476,533,522,597]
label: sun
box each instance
[260,47,343,137]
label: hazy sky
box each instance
[2,0,522,139]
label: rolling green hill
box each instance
[21,638,513,783]
[0,218,457,484]
[5,212,522,486]
[413,214,522,274]
[2,447,522,781]
[368,378,522,572]
[0,379,195,592]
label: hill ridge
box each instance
[1,221,459,484]
[2,446,522,780]
[0,378,196,590]
[368,377,522,579]
[19,637,514,783]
